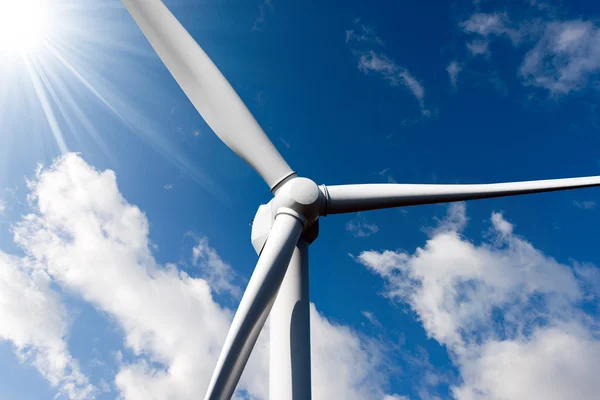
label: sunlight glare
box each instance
[0,0,53,54]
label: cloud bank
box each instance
[0,153,399,399]
[357,203,600,400]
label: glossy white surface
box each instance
[270,240,312,400]
[324,176,600,215]
[204,213,303,400]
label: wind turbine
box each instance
[122,1,600,399]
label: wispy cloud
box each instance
[279,137,292,149]
[361,311,383,328]
[255,91,265,106]
[346,20,431,116]
[0,199,5,215]
[520,21,600,94]
[458,8,600,95]
[447,61,462,87]
[462,13,521,42]
[346,215,379,238]
[358,51,429,116]
[192,236,241,298]
[573,200,596,210]
[253,0,273,31]
[163,183,174,190]
[466,39,490,56]
[376,168,397,183]
[346,24,384,45]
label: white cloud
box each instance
[346,24,384,45]
[447,61,462,87]
[6,153,396,399]
[0,199,5,214]
[361,311,383,328]
[13,154,235,399]
[358,51,429,115]
[573,200,596,210]
[428,202,468,236]
[377,168,397,184]
[192,235,241,298]
[520,20,600,94]
[461,12,521,45]
[280,137,292,149]
[310,305,399,399]
[459,8,600,95]
[0,252,94,399]
[454,324,600,400]
[384,395,409,400]
[356,203,600,399]
[490,211,513,235]
[465,39,489,57]
[346,216,379,238]
[253,0,273,31]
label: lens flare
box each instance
[0,1,220,197]
[0,0,54,54]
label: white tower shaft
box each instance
[270,240,312,399]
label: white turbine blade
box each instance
[205,213,303,400]
[122,0,295,190]
[322,176,600,215]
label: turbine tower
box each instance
[122,1,600,399]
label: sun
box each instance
[0,0,54,55]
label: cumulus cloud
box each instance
[0,253,94,399]
[458,8,600,95]
[310,305,399,399]
[520,20,600,94]
[356,203,600,400]
[13,154,235,399]
[455,324,600,400]
[2,153,397,399]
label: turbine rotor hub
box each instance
[272,177,323,227]
[251,177,324,255]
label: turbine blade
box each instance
[322,176,600,215]
[122,0,295,190]
[205,213,303,400]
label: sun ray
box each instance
[34,54,116,164]
[26,57,69,154]
[0,0,226,198]
[46,37,225,197]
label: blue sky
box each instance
[1,0,600,399]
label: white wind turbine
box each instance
[122,1,600,399]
